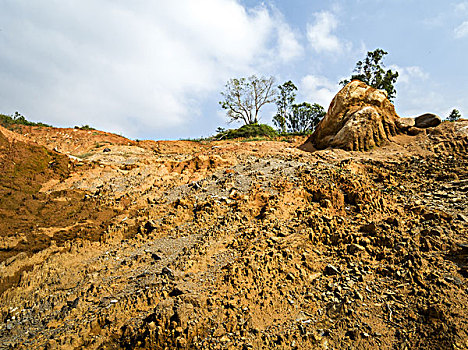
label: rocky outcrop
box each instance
[305,80,402,151]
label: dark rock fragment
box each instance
[162,267,174,278]
[414,113,441,128]
[324,264,340,276]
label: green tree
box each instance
[340,48,399,101]
[447,109,461,122]
[273,81,297,133]
[219,75,276,125]
[287,102,326,133]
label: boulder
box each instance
[305,81,402,151]
[414,113,441,128]
[395,117,415,130]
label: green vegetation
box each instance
[447,109,461,122]
[340,48,399,101]
[287,102,325,133]
[214,124,278,140]
[0,111,51,129]
[74,124,96,130]
[273,81,325,134]
[219,75,276,125]
[273,81,297,133]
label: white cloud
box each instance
[306,11,349,53]
[455,2,468,13]
[300,75,340,110]
[454,21,468,38]
[0,0,302,139]
[391,65,429,84]
[276,22,304,62]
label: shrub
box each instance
[214,124,278,140]
[447,109,461,122]
[74,125,96,130]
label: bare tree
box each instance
[219,75,276,125]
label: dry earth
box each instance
[0,121,467,350]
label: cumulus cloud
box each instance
[0,0,302,139]
[454,21,468,38]
[276,22,304,62]
[299,75,340,110]
[391,65,429,84]
[306,11,349,53]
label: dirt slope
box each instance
[0,122,467,349]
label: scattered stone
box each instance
[144,219,157,232]
[348,243,366,254]
[444,275,463,286]
[151,252,162,261]
[324,264,340,276]
[169,287,185,297]
[162,267,174,278]
[360,222,377,235]
[66,297,80,309]
[457,213,468,223]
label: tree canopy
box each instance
[287,102,325,133]
[340,48,399,101]
[448,109,461,122]
[219,75,276,125]
[273,81,297,133]
[272,81,325,134]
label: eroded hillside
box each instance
[0,121,467,349]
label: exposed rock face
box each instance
[415,113,442,128]
[307,80,401,151]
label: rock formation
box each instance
[306,80,402,151]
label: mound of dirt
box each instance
[305,80,402,151]
[6,124,136,155]
[0,126,122,293]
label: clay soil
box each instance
[0,122,467,349]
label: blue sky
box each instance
[0,0,467,140]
